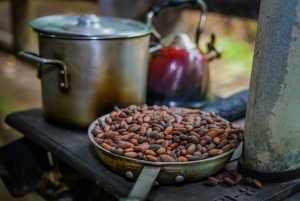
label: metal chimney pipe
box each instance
[238,0,300,182]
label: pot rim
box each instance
[30,14,154,40]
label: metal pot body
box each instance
[38,35,150,128]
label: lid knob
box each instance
[77,14,100,28]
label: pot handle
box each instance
[119,166,161,201]
[18,51,68,89]
[146,0,207,45]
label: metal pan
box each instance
[88,112,239,201]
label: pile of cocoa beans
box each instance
[204,170,262,188]
[91,104,244,162]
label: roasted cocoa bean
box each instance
[117,141,132,149]
[124,151,137,158]
[188,156,201,161]
[223,177,235,186]
[149,144,161,151]
[177,156,188,162]
[93,105,244,163]
[199,153,209,159]
[190,132,200,138]
[200,136,212,144]
[228,170,239,176]
[252,179,261,188]
[221,144,232,152]
[208,149,223,157]
[186,144,196,155]
[115,148,124,156]
[213,137,220,144]
[234,174,242,184]
[159,154,175,162]
[208,177,219,184]
[216,139,229,149]
[230,139,239,148]
[206,143,216,151]
[146,155,158,162]
[139,143,150,152]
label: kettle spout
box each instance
[205,33,222,61]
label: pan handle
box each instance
[120,166,161,201]
[18,51,68,89]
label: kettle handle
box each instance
[146,0,207,45]
[19,51,68,89]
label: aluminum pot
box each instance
[19,14,153,129]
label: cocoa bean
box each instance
[149,144,161,151]
[124,148,134,152]
[228,170,239,176]
[213,137,220,144]
[252,179,261,188]
[165,135,173,140]
[159,154,175,162]
[124,152,137,158]
[121,133,135,141]
[156,147,166,155]
[146,155,158,162]
[221,144,232,152]
[188,156,201,161]
[219,133,229,141]
[145,150,157,156]
[208,177,219,184]
[139,143,150,152]
[170,142,179,148]
[172,127,187,133]
[238,133,244,141]
[115,148,124,156]
[164,126,173,135]
[223,177,235,186]
[199,153,209,159]
[185,124,194,132]
[193,151,202,157]
[234,174,242,184]
[216,139,229,149]
[130,139,139,146]
[200,136,212,144]
[117,141,132,149]
[206,143,216,151]
[208,149,223,157]
[186,144,196,155]
[177,156,188,162]
[198,128,209,136]
[206,131,217,138]
[155,139,164,144]
[138,136,146,144]
[230,139,239,148]
[190,132,200,138]
[102,143,111,151]
[105,132,119,139]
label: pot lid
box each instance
[29,14,154,39]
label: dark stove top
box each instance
[4,108,300,201]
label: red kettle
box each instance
[146,0,221,108]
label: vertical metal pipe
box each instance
[239,0,300,181]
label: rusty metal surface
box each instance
[240,0,300,173]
